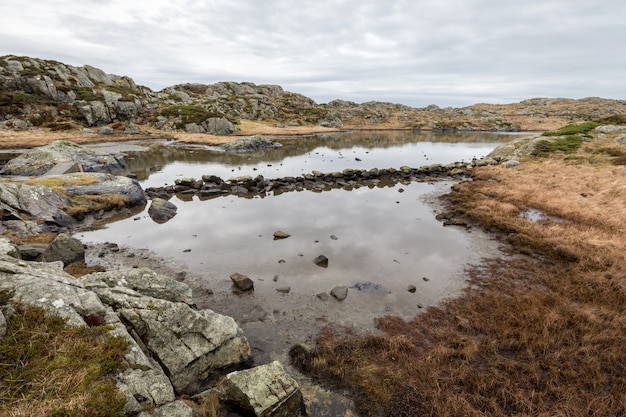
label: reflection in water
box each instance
[81,131,513,320]
[81,181,476,317]
[126,130,522,187]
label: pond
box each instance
[78,130,520,356]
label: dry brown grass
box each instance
[291,134,626,416]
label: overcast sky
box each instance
[1,0,625,107]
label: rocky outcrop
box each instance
[0,140,128,176]
[0,238,259,414]
[0,173,146,236]
[5,55,624,134]
[0,179,77,235]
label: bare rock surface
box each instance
[0,140,128,176]
[219,361,305,417]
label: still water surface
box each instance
[80,130,520,320]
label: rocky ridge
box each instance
[2,55,626,136]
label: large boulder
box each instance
[119,303,252,395]
[219,361,305,417]
[38,233,85,265]
[0,140,128,176]
[82,268,251,395]
[60,172,147,206]
[0,179,76,229]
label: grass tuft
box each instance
[292,135,626,416]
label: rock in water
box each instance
[230,273,254,291]
[273,230,291,239]
[330,286,348,301]
[148,198,178,224]
[313,255,329,268]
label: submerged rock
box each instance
[313,255,329,268]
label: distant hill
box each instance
[1,55,625,135]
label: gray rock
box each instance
[148,198,178,224]
[98,126,115,135]
[503,159,521,168]
[81,268,194,305]
[17,244,47,261]
[219,361,305,417]
[316,293,330,302]
[0,255,108,326]
[119,303,252,395]
[0,140,127,176]
[313,255,329,268]
[0,180,76,228]
[39,233,85,265]
[330,286,348,301]
[596,125,626,134]
[230,273,254,292]
[616,134,626,145]
[153,400,198,417]
[117,368,177,415]
[62,172,147,206]
[202,117,235,136]
[221,136,282,153]
[0,237,20,259]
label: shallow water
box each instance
[79,130,520,321]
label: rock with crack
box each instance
[0,140,128,176]
[219,361,306,417]
[119,302,252,395]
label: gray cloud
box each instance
[1,0,625,106]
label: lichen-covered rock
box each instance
[0,255,107,326]
[0,180,76,228]
[39,233,85,265]
[219,361,305,417]
[61,172,147,206]
[81,268,193,305]
[119,303,252,395]
[0,140,128,176]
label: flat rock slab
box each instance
[220,361,305,417]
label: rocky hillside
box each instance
[2,55,626,135]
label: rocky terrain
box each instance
[2,55,626,140]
